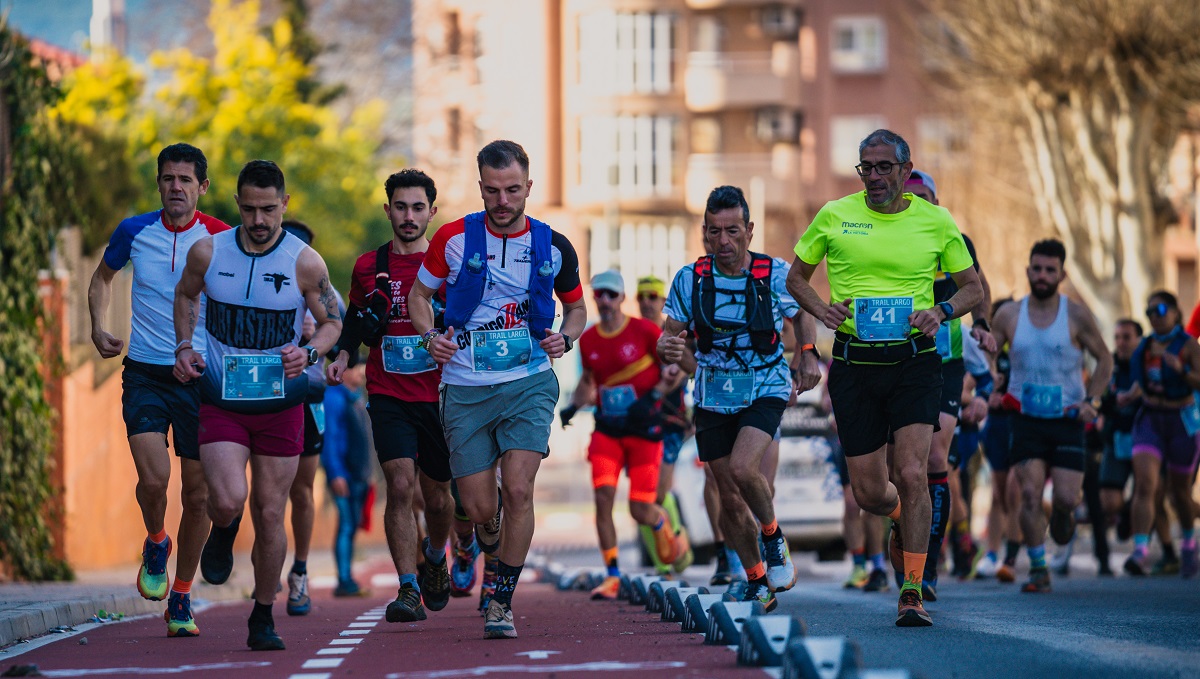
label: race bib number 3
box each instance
[470,328,533,373]
[382,335,437,374]
[855,297,913,341]
[700,368,754,410]
[223,354,284,401]
[1021,383,1063,419]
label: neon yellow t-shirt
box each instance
[794,191,972,337]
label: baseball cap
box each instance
[636,275,665,297]
[591,269,625,294]
[906,170,937,201]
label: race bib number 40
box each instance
[855,297,913,341]
[223,354,284,401]
[700,368,754,410]
[382,335,437,374]
[470,328,533,373]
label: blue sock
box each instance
[852,550,866,568]
[425,541,447,565]
[399,573,419,593]
[986,551,997,561]
[1028,544,1047,570]
[1133,533,1150,555]
[870,553,885,571]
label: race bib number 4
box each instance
[1021,383,1063,418]
[223,354,284,401]
[700,368,754,410]
[599,384,637,418]
[470,328,533,373]
[382,335,437,374]
[855,297,913,341]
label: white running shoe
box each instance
[763,533,796,592]
[975,553,999,579]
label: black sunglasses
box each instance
[594,289,620,300]
[1146,302,1171,318]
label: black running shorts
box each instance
[367,395,452,482]
[828,351,942,457]
[694,397,787,463]
[940,358,965,416]
[301,401,325,457]
[1009,414,1086,472]
[121,357,201,460]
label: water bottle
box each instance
[467,252,483,273]
[538,260,553,277]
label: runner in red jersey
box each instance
[569,270,690,599]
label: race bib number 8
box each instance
[700,368,754,410]
[855,297,913,341]
[470,328,533,373]
[223,354,284,401]
[382,335,437,374]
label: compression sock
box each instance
[926,472,951,581]
[1027,544,1047,571]
[492,560,523,606]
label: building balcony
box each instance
[685,148,802,215]
[684,43,802,113]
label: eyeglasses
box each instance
[1146,303,1170,318]
[855,161,897,178]
[637,293,660,302]
[594,289,620,300]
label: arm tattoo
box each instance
[318,275,342,321]
[184,300,197,339]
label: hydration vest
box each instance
[442,211,555,339]
[691,253,779,358]
[1131,326,1192,400]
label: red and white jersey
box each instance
[580,316,663,400]
[416,216,582,386]
[101,209,230,365]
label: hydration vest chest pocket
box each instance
[1021,383,1063,418]
[855,297,913,341]
[223,354,285,400]
[699,368,754,410]
[382,335,438,374]
[470,328,533,372]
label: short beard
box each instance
[1030,282,1058,300]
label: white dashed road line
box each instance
[287,606,386,679]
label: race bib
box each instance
[223,354,284,401]
[599,384,637,418]
[470,328,533,373]
[1112,431,1133,461]
[1182,399,1200,437]
[382,335,437,374]
[309,402,326,435]
[935,322,952,358]
[1021,383,1063,419]
[700,368,754,410]
[855,297,913,341]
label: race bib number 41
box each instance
[855,297,913,341]
[470,328,533,373]
[223,354,284,401]
[382,335,437,374]
[700,368,754,410]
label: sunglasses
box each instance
[1146,302,1171,318]
[637,293,660,302]
[594,289,620,300]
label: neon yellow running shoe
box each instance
[164,591,199,637]
[137,536,172,601]
[844,564,870,589]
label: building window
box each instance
[830,115,886,178]
[578,11,674,95]
[830,16,886,74]
[579,115,675,197]
[589,219,690,293]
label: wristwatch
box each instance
[800,342,821,360]
[1088,396,1103,410]
[303,345,320,366]
[973,317,991,332]
[562,333,574,353]
[936,301,955,321]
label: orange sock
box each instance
[745,562,766,581]
[601,547,619,567]
[887,500,902,522]
[901,551,926,591]
[149,528,169,544]
[171,577,192,595]
[761,519,779,537]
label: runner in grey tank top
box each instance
[991,239,1111,595]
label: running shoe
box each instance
[996,563,1017,583]
[200,515,241,585]
[451,533,480,597]
[954,541,981,580]
[164,591,199,638]
[1020,567,1052,593]
[1124,551,1152,576]
[1097,561,1115,577]
[1152,553,1181,576]
[1050,535,1074,577]
[671,527,694,573]
[742,583,778,613]
[386,583,427,623]
[896,588,932,627]
[590,575,621,600]
[763,532,796,592]
[479,553,499,615]
[653,515,681,564]
[137,536,172,601]
[710,548,732,586]
[974,553,999,579]
[844,564,870,589]
[333,580,365,597]
[864,569,890,592]
[422,537,451,612]
[484,599,517,639]
[1182,546,1198,579]
[1049,505,1076,546]
[286,571,310,616]
[475,495,503,556]
[246,618,285,651]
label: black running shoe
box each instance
[246,618,285,651]
[863,568,890,592]
[709,548,732,586]
[386,584,427,623]
[201,514,241,586]
[422,537,451,612]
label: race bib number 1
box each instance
[382,335,437,374]
[223,354,284,401]
[470,328,533,373]
[855,296,913,341]
[700,368,754,410]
